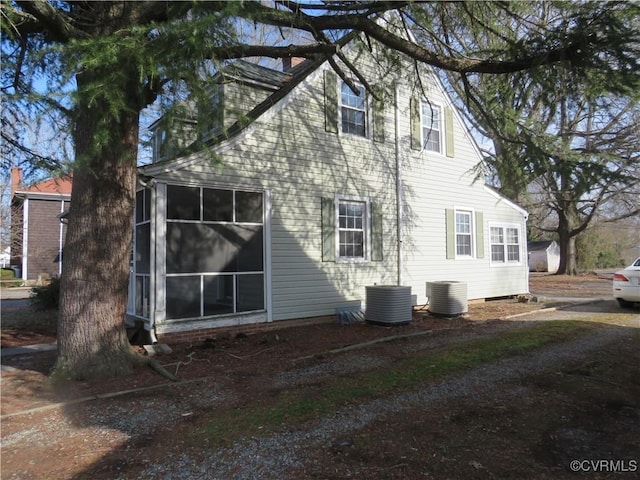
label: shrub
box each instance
[577,229,624,270]
[30,277,60,310]
[1,268,15,279]
[1,268,24,287]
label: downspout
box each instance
[22,198,28,281]
[394,84,403,286]
[524,212,530,294]
[58,200,65,276]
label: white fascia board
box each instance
[14,191,71,201]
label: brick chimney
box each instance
[10,167,22,195]
[282,57,305,72]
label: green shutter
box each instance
[372,86,385,143]
[410,97,422,150]
[446,208,455,259]
[445,107,454,157]
[371,202,383,261]
[324,70,338,134]
[322,197,336,261]
[475,211,484,259]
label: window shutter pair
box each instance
[445,209,484,259]
[410,96,455,157]
[321,197,383,262]
[324,70,385,143]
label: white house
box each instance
[0,247,10,269]
[129,32,530,342]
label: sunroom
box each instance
[127,182,268,341]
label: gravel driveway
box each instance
[3,303,638,479]
[126,322,634,479]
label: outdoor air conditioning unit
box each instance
[365,285,412,325]
[427,281,468,316]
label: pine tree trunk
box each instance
[53,73,142,380]
[557,212,578,275]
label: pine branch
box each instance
[14,0,88,41]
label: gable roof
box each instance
[527,240,557,252]
[144,32,359,173]
[219,59,295,89]
[12,167,72,198]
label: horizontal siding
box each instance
[25,199,66,280]
[152,38,527,322]
[398,89,529,302]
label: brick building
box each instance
[10,167,72,282]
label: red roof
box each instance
[11,167,73,196]
[19,176,73,195]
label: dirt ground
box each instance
[2,273,638,479]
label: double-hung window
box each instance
[490,225,521,264]
[455,210,473,257]
[322,195,382,263]
[340,82,367,136]
[338,199,367,259]
[446,208,483,260]
[421,101,442,153]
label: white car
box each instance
[613,257,640,308]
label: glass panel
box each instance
[135,223,150,273]
[339,231,347,257]
[203,188,233,222]
[338,229,364,258]
[507,228,519,243]
[236,274,264,312]
[456,234,471,256]
[422,104,441,128]
[341,109,366,136]
[167,223,263,273]
[341,83,365,109]
[424,129,440,152]
[422,104,442,152]
[456,212,471,233]
[353,241,363,257]
[490,227,503,244]
[236,191,263,223]
[507,245,520,261]
[492,245,505,262]
[166,276,201,319]
[135,275,150,318]
[167,185,200,220]
[135,190,144,223]
[203,275,234,315]
[143,189,151,222]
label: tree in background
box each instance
[3,1,639,379]
[433,2,640,274]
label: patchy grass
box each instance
[193,321,598,446]
[1,307,57,329]
[0,307,57,348]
